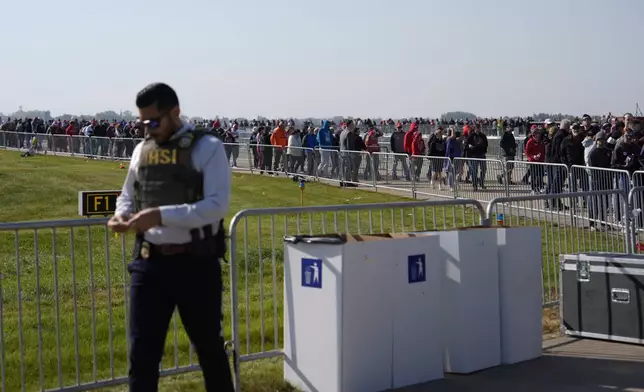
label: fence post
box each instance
[628,186,644,254]
[409,155,417,199]
[449,158,457,199]
[502,158,510,198]
[624,189,634,254]
[313,148,320,183]
[246,144,253,174]
[368,152,377,188]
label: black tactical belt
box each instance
[139,238,219,259]
[140,241,189,258]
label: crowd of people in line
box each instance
[237,112,644,230]
[0,113,615,139]
[522,114,643,218]
[2,113,642,208]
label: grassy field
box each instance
[0,150,625,391]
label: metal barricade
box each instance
[337,150,375,187]
[628,186,644,254]
[632,170,644,188]
[513,162,570,209]
[227,199,487,388]
[0,219,208,392]
[314,148,341,182]
[371,152,414,193]
[0,132,145,160]
[453,157,507,201]
[569,165,631,228]
[251,143,289,175]
[486,190,630,308]
[410,155,452,199]
[222,142,249,170]
[282,146,317,178]
[505,160,550,196]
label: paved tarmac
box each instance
[390,336,644,392]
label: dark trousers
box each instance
[529,165,545,192]
[261,148,273,172]
[546,166,565,195]
[127,246,234,392]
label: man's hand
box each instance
[127,208,162,233]
[108,214,131,233]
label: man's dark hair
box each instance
[135,83,179,111]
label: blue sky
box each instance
[0,0,641,119]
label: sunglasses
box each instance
[138,111,169,129]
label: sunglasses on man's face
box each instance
[138,112,168,130]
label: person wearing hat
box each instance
[286,127,304,173]
[607,121,625,152]
[562,122,588,194]
[581,113,592,126]
[464,123,488,191]
[524,126,546,194]
[389,122,410,180]
[633,118,644,144]
[339,119,363,186]
[520,124,540,184]
[613,130,642,172]
[497,124,517,185]
[427,126,447,187]
[545,119,570,209]
[250,126,260,168]
[589,130,611,169]
[363,126,383,180]
[588,130,612,230]
[583,124,599,167]
[611,128,640,223]
[108,83,234,391]
[271,121,288,173]
[316,120,334,177]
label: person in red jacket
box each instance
[524,128,546,193]
[404,122,417,156]
[363,127,382,180]
[411,127,425,181]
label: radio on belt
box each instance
[78,190,121,217]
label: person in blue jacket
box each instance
[302,127,318,175]
[316,120,333,177]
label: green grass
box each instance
[0,151,481,392]
[0,150,625,391]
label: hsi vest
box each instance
[134,130,209,212]
[133,129,228,256]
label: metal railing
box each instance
[486,190,631,307]
[226,199,487,388]
[0,219,207,392]
[2,129,644,391]
[0,194,638,391]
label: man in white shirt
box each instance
[108,83,234,392]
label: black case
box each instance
[560,253,644,345]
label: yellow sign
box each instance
[78,190,121,217]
